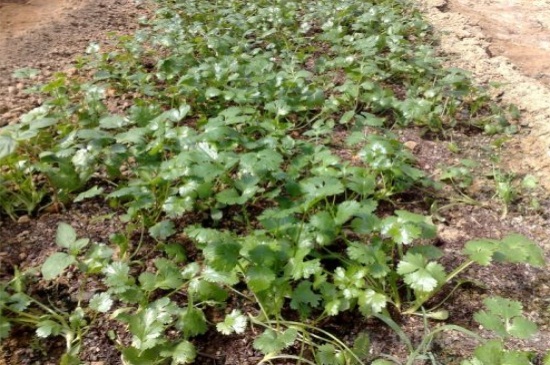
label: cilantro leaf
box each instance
[149,220,176,241]
[41,252,76,280]
[247,266,276,293]
[463,239,497,266]
[36,319,62,338]
[397,253,445,293]
[89,293,113,313]
[317,344,346,365]
[290,281,321,317]
[253,328,298,355]
[494,234,545,267]
[171,341,197,364]
[358,289,387,315]
[216,309,247,335]
[178,307,208,338]
[474,296,538,339]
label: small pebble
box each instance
[17,215,31,224]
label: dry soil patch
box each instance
[417,0,550,191]
[0,0,144,126]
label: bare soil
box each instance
[419,0,550,190]
[1,0,550,364]
[0,0,144,126]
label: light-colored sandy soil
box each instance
[0,0,78,40]
[416,0,550,189]
[0,0,143,126]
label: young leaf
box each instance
[0,135,17,159]
[494,234,545,267]
[397,253,445,293]
[171,340,197,364]
[74,186,104,202]
[358,289,387,314]
[178,307,208,338]
[290,281,321,317]
[36,319,62,338]
[474,297,538,339]
[41,252,76,280]
[149,220,176,241]
[89,292,113,313]
[463,239,496,266]
[216,309,247,335]
[56,222,77,248]
[317,344,346,365]
[246,266,276,293]
[352,332,371,360]
[0,320,10,340]
[253,327,298,355]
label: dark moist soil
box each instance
[1,1,550,365]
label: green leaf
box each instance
[123,298,177,350]
[99,115,129,129]
[216,309,247,335]
[36,319,62,338]
[300,176,345,201]
[0,320,11,340]
[12,67,40,79]
[397,253,445,293]
[102,262,135,293]
[474,310,506,337]
[203,239,241,272]
[495,234,545,267]
[247,266,276,293]
[74,186,104,202]
[463,239,496,266]
[521,175,538,189]
[474,297,538,339]
[473,340,504,365]
[89,293,113,313]
[56,222,77,248]
[335,200,361,225]
[290,281,321,317]
[178,307,208,338]
[41,252,76,280]
[381,217,422,245]
[484,296,522,319]
[310,210,337,245]
[121,347,163,365]
[8,293,31,311]
[253,327,298,355]
[352,332,371,360]
[171,340,197,364]
[371,360,395,365]
[189,278,228,302]
[0,135,17,159]
[358,289,387,314]
[318,344,346,365]
[149,220,176,241]
[155,258,184,290]
[508,316,538,339]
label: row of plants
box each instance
[0,0,546,363]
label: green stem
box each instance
[260,355,317,365]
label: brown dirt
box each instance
[0,0,145,126]
[417,0,550,190]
